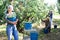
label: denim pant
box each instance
[50,18,52,25]
[6,24,18,40]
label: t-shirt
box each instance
[5,12,17,22]
[48,13,53,19]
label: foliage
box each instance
[57,0,60,14]
[0,0,56,32]
[13,0,49,27]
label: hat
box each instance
[8,5,13,11]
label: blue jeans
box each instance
[6,24,18,40]
[50,18,52,25]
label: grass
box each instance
[0,25,23,40]
[53,19,60,25]
[0,14,60,40]
[0,25,60,40]
[38,28,60,40]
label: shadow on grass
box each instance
[0,31,7,40]
[0,30,23,40]
[38,28,60,40]
[0,31,6,37]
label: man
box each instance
[48,10,53,25]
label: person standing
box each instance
[5,5,18,40]
[48,10,53,25]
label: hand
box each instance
[13,19,18,23]
[12,22,17,25]
[12,19,18,25]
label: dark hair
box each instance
[6,10,8,13]
[6,10,14,14]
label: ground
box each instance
[39,28,60,40]
[0,25,23,40]
[0,14,60,40]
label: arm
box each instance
[4,13,13,24]
[13,12,18,24]
[5,18,19,25]
[5,18,14,24]
[15,19,18,24]
[42,18,47,22]
[12,19,18,25]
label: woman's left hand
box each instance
[12,22,17,25]
[14,19,18,25]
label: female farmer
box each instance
[42,16,51,33]
[5,5,18,40]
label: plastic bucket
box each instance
[24,22,32,30]
[30,31,38,40]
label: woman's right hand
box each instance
[12,22,17,25]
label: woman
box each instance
[42,17,51,33]
[5,5,18,40]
